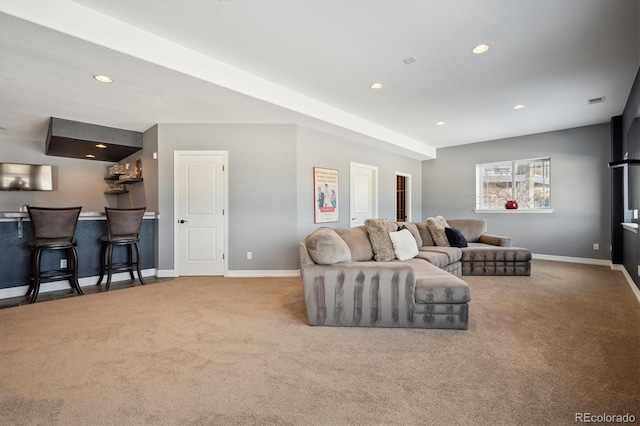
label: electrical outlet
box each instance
[247,252,252,260]
[60,259,67,268]
[593,243,599,250]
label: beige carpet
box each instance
[0,260,638,426]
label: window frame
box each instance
[474,157,552,213]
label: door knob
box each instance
[179,219,188,224]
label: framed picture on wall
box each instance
[314,167,339,223]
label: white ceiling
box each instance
[0,0,638,160]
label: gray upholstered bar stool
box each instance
[26,206,84,303]
[96,207,146,291]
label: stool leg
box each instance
[96,242,106,286]
[69,247,83,295]
[134,242,145,285]
[30,248,42,304]
[105,243,114,291]
[26,249,36,297]
[127,244,135,280]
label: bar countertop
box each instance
[0,211,157,220]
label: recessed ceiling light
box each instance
[436,121,445,126]
[96,143,107,149]
[513,104,526,110]
[370,83,383,89]
[93,75,113,83]
[472,44,490,54]
[86,154,96,158]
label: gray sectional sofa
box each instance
[298,218,531,330]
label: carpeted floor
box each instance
[0,260,638,425]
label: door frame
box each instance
[350,161,378,227]
[173,150,229,277]
[395,172,412,222]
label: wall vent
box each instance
[587,96,605,105]
[403,57,417,65]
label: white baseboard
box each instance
[226,270,300,278]
[0,269,156,300]
[618,265,640,305]
[532,253,611,267]
[157,269,178,278]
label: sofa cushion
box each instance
[447,219,487,243]
[426,216,450,247]
[334,226,374,262]
[414,251,451,269]
[415,222,435,246]
[445,227,468,248]
[304,227,351,265]
[404,258,470,304]
[417,246,462,265]
[396,222,423,247]
[364,218,396,262]
[389,229,419,261]
[461,244,531,262]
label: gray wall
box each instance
[156,124,298,272]
[153,123,423,273]
[296,125,423,242]
[0,135,118,212]
[422,123,611,260]
[118,125,159,212]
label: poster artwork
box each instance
[314,167,339,223]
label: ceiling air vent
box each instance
[587,96,605,105]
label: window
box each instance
[476,157,551,210]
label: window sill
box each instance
[474,209,553,214]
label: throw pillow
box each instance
[304,227,351,265]
[396,222,423,247]
[445,227,468,248]
[364,218,396,262]
[389,229,419,261]
[426,216,450,247]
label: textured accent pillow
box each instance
[389,229,419,261]
[304,227,351,265]
[426,216,450,247]
[445,227,468,248]
[364,218,396,262]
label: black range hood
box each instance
[46,117,143,162]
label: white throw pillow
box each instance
[388,229,419,261]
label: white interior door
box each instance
[350,162,378,227]
[175,151,227,276]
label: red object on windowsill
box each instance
[505,200,519,210]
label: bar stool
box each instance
[96,207,146,291]
[26,206,84,303]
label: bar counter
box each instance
[0,212,157,294]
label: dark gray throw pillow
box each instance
[445,227,468,248]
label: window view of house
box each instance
[476,158,550,210]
